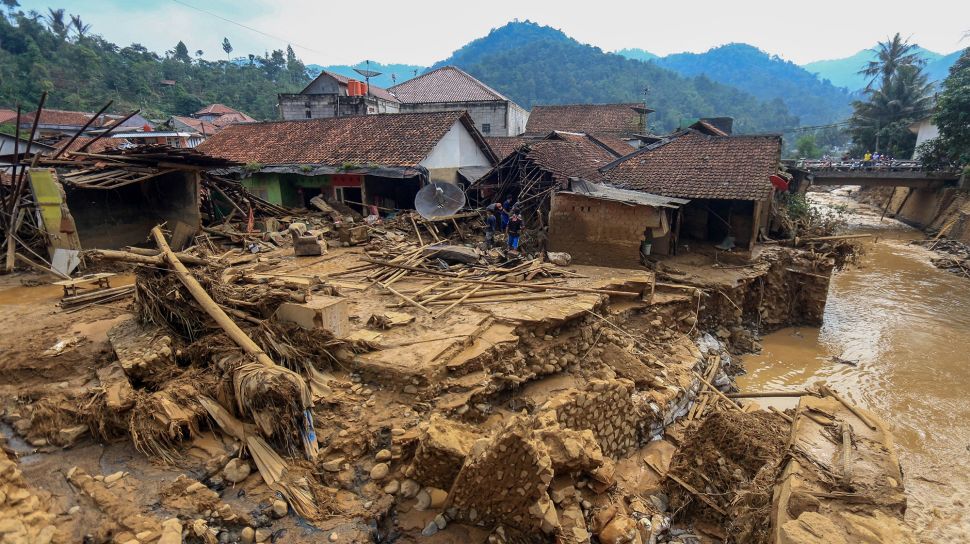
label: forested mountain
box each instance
[646,44,854,125]
[613,48,658,62]
[804,46,958,90]
[0,9,309,120]
[430,22,799,133]
[307,62,425,89]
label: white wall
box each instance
[421,121,492,169]
[911,118,940,158]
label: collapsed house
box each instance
[25,145,236,270]
[198,111,497,212]
[600,129,783,251]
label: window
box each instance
[481,123,491,134]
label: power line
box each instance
[168,0,324,55]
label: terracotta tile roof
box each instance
[193,104,257,123]
[600,130,781,201]
[485,136,531,161]
[198,111,493,168]
[526,103,648,137]
[21,108,108,127]
[0,109,17,124]
[171,116,220,135]
[587,133,636,157]
[511,137,618,184]
[389,66,508,104]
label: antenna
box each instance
[414,182,466,219]
[352,60,382,97]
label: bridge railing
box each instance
[793,159,928,173]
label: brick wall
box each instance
[548,192,662,269]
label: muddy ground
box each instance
[0,231,912,544]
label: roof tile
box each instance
[600,130,781,200]
[526,103,647,137]
[389,66,508,104]
[198,111,486,168]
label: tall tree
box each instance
[222,37,232,62]
[859,33,924,90]
[44,8,67,40]
[69,14,90,39]
[918,48,970,167]
[173,40,191,63]
[849,34,933,157]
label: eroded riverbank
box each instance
[739,189,970,542]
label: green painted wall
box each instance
[242,173,332,208]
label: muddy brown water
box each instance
[738,189,970,542]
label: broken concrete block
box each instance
[274,295,349,338]
[97,362,137,412]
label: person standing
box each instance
[485,209,498,248]
[507,212,522,251]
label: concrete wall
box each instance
[911,119,940,158]
[548,192,663,269]
[400,100,518,136]
[506,102,529,137]
[420,121,492,184]
[278,94,399,120]
[66,171,200,249]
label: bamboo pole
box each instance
[726,390,812,399]
[50,101,113,160]
[376,280,431,313]
[818,384,878,431]
[150,226,276,368]
[91,248,208,266]
[693,371,743,412]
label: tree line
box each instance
[0,4,310,121]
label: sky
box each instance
[17,0,970,66]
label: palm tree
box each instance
[850,64,933,156]
[859,33,924,90]
[69,14,90,39]
[44,8,68,40]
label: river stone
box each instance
[223,459,251,483]
[370,463,390,481]
[375,449,392,462]
[382,479,400,494]
[240,527,255,544]
[399,479,420,498]
[271,499,288,518]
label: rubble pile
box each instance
[0,207,897,544]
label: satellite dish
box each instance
[415,182,466,219]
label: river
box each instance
[737,188,970,542]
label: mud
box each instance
[0,215,877,543]
[739,189,970,542]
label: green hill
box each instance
[614,48,658,62]
[430,21,799,134]
[645,43,853,125]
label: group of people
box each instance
[484,199,523,250]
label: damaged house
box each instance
[525,102,654,150]
[197,111,496,212]
[26,145,235,272]
[600,128,783,251]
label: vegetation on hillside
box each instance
[918,48,970,168]
[847,34,933,158]
[0,6,310,119]
[431,21,799,134]
[652,43,854,126]
[804,45,958,90]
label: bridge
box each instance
[784,160,963,189]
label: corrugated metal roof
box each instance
[563,178,688,208]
